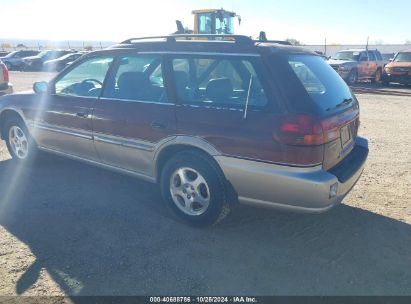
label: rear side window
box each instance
[288,55,353,111]
[171,56,268,109]
[102,56,167,103]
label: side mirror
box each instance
[389,58,393,62]
[33,81,48,94]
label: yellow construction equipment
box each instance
[176,8,241,35]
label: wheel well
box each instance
[156,145,215,180]
[0,110,24,139]
[155,145,239,205]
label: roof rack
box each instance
[120,34,254,45]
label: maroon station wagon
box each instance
[0,35,368,226]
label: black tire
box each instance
[381,73,390,86]
[160,150,230,227]
[3,117,36,162]
[346,69,358,85]
[372,69,382,83]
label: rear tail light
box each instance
[2,63,9,83]
[275,114,341,146]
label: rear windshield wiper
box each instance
[325,98,353,112]
[336,98,353,108]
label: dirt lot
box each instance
[0,72,410,297]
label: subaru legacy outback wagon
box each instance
[0,34,368,226]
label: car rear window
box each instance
[288,55,353,112]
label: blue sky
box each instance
[1,0,410,44]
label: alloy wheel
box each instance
[169,167,210,216]
[8,126,29,159]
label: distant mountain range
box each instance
[0,38,118,50]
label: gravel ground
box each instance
[0,72,410,297]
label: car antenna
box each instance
[243,76,253,119]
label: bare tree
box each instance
[285,38,304,46]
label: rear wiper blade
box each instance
[336,98,353,108]
[326,98,353,112]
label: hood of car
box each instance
[327,59,355,66]
[0,91,36,109]
[385,62,411,68]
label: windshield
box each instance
[37,51,52,58]
[332,51,360,61]
[215,12,234,34]
[4,51,18,58]
[288,55,353,111]
[394,52,411,62]
[59,53,76,60]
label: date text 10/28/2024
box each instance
[149,297,258,303]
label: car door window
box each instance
[172,56,268,109]
[55,57,113,97]
[102,56,167,102]
[359,52,368,61]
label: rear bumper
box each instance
[216,136,368,213]
[0,83,13,96]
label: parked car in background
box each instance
[0,51,10,57]
[0,34,368,226]
[23,50,73,71]
[382,49,411,85]
[327,49,384,84]
[0,50,40,70]
[0,60,13,96]
[43,52,85,72]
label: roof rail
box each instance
[254,40,292,46]
[120,36,177,44]
[120,34,254,45]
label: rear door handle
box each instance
[150,121,166,129]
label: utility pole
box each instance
[366,36,369,51]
